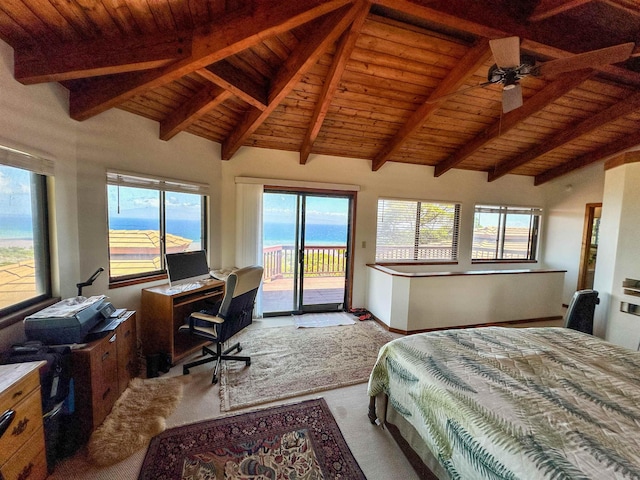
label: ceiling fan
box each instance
[432,37,635,113]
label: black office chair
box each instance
[564,289,599,335]
[179,265,263,384]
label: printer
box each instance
[24,295,117,344]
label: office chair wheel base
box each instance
[246,359,251,366]
[237,346,243,353]
[183,367,189,375]
[212,376,218,384]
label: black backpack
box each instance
[0,340,72,413]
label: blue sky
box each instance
[263,193,349,225]
[0,165,32,216]
[107,186,202,220]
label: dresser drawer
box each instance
[117,317,137,395]
[0,388,43,465]
[0,427,47,480]
[91,332,120,428]
[0,371,40,416]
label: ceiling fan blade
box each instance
[489,37,521,69]
[536,42,635,77]
[502,85,523,113]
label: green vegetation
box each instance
[0,246,34,266]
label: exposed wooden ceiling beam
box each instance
[433,69,594,177]
[489,91,640,181]
[529,0,638,22]
[375,0,640,88]
[534,129,640,185]
[371,0,505,39]
[371,38,492,172]
[14,31,192,84]
[159,86,232,141]
[198,62,268,111]
[68,0,353,121]
[221,3,361,160]
[300,2,370,164]
[529,0,594,22]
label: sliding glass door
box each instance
[262,190,352,316]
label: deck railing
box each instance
[263,245,347,280]
[261,243,531,282]
[375,245,454,261]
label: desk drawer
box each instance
[0,388,43,465]
[0,427,47,480]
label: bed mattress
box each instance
[368,327,640,479]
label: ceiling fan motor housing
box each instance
[487,55,537,85]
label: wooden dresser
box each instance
[0,361,48,480]
[71,311,137,443]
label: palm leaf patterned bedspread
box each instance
[367,327,640,480]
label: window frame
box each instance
[375,197,461,264]
[106,171,209,286]
[0,149,53,319]
[471,204,542,263]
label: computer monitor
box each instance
[165,250,210,287]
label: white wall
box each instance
[0,36,610,349]
[594,160,640,348]
[367,267,565,331]
[541,163,605,305]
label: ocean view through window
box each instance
[107,171,207,282]
[0,163,51,314]
[262,191,352,314]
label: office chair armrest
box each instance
[191,312,225,324]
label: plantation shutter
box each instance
[376,198,460,262]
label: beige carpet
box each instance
[220,319,395,411]
[86,376,188,466]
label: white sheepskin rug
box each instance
[87,375,188,466]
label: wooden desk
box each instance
[140,280,225,364]
[0,361,48,480]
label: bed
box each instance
[367,326,640,479]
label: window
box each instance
[0,147,52,316]
[472,205,541,261]
[375,198,460,262]
[107,171,209,282]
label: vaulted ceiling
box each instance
[2,0,640,185]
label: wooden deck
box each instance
[262,276,345,313]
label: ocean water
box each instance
[0,214,34,239]
[0,215,347,246]
[109,217,203,241]
[263,222,347,246]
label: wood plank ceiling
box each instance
[1,0,639,185]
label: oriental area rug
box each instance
[220,319,395,411]
[138,398,366,480]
